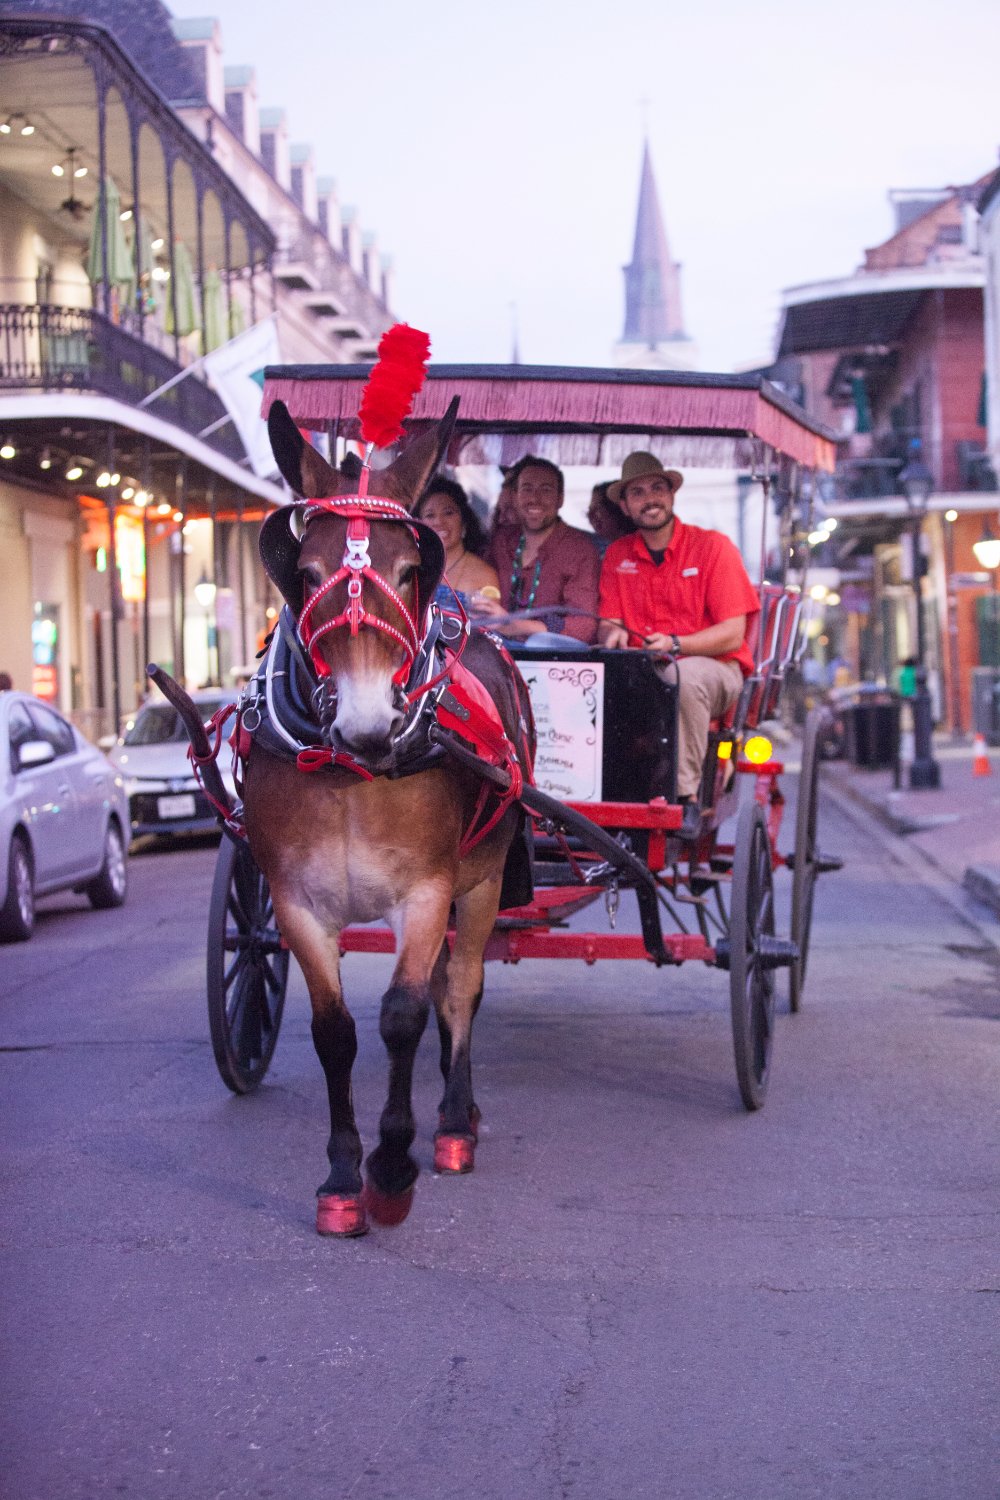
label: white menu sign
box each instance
[518,660,604,802]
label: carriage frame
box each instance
[206,364,842,1112]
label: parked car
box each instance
[106,688,237,841]
[0,691,129,942]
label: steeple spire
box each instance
[614,140,696,369]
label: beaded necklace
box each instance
[510,532,542,609]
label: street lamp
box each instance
[193,569,217,686]
[897,450,941,789]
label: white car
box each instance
[0,691,130,942]
[106,688,237,841]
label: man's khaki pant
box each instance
[655,655,744,799]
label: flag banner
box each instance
[203,317,281,477]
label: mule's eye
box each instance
[299,563,322,592]
[397,565,417,587]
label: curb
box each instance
[962,865,1000,919]
[819,766,1000,949]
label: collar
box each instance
[631,513,684,561]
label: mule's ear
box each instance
[267,400,340,498]
[384,396,461,509]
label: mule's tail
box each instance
[146,663,235,819]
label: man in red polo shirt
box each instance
[598,452,759,830]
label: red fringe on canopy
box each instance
[263,373,836,472]
[357,324,431,449]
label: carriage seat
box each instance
[730,583,805,734]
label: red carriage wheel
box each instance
[789,707,823,1013]
[729,799,776,1111]
[207,837,289,1094]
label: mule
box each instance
[242,401,534,1235]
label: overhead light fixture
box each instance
[0,439,16,460]
[972,526,1000,572]
[151,236,164,251]
[110,471,120,485]
[20,121,34,137]
[39,447,52,470]
[0,120,10,136]
[121,485,135,500]
[156,502,172,515]
[945,508,958,523]
[65,460,84,481]
[74,164,87,179]
[135,490,150,507]
[96,470,111,487]
[51,162,65,178]
[120,205,133,223]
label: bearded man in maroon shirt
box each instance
[598,452,760,835]
[478,457,600,647]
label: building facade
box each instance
[771,176,997,730]
[0,3,394,735]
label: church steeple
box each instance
[614,140,696,370]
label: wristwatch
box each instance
[669,634,681,655]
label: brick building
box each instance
[771,176,997,732]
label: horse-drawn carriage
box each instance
[162,352,842,1236]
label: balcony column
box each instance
[95,64,110,319]
[165,154,180,364]
[141,436,152,671]
[128,106,144,339]
[223,216,233,341]
[236,490,249,668]
[173,461,187,684]
[195,176,206,353]
[248,240,258,324]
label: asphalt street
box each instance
[2,776,998,1500]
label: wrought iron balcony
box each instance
[0,303,245,463]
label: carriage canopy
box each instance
[261,363,837,478]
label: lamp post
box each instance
[897,451,941,789]
[193,569,217,686]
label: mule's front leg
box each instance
[363,890,450,1222]
[277,906,366,1236]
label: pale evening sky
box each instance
[171,0,1000,373]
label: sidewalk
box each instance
[819,735,1000,916]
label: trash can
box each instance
[971,667,1000,747]
[844,689,901,769]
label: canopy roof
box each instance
[262,364,837,473]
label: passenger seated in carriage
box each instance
[413,478,500,613]
[477,456,600,649]
[597,452,760,834]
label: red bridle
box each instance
[296,489,423,688]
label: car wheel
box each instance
[85,820,128,910]
[0,834,35,942]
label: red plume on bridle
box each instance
[357,324,432,450]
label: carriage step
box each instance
[713,935,800,972]
[784,850,843,874]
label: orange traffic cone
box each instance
[972,732,992,777]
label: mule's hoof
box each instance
[316,1193,369,1237]
[362,1180,414,1226]
[434,1133,476,1174]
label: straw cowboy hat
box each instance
[608,451,683,506]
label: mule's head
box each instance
[260,399,457,758]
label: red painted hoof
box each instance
[362,1180,415,1226]
[434,1133,476,1174]
[316,1194,368,1237]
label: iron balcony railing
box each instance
[0,302,245,463]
